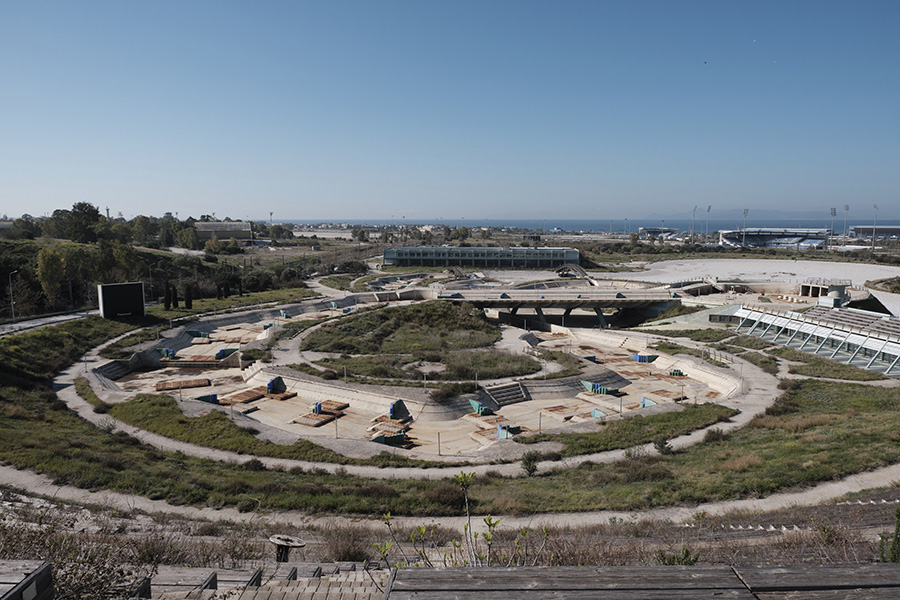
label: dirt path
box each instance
[4,458,900,533]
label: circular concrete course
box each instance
[18,258,900,530]
[68,292,764,467]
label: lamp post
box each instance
[706,205,711,239]
[872,204,879,253]
[829,208,836,251]
[691,205,697,244]
[8,270,18,323]
[742,209,749,247]
[843,204,849,237]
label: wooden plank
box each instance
[756,589,900,600]
[735,564,900,591]
[387,590,754,600]
[388,566,743,591]
[321,400,350,412]
[0,560,45,584]
[224,388,266,404]
[155,378,211,391]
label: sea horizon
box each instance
[274,217,900,235]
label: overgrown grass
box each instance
[74,377,112,413]
[98,328,163,360]
[730,335,775,351]
[0,317,470,514]
[472,380,900,513]
[517,404,737,457]
[146,288,318,320]
[105,393,448,468]
[767,347,888,381]
[711,343,746,356]
[535,350,585,379]
[302,301,500,354]
[740,352,780,376]
[316,350,540,381]
[868,276,900,294]
[319,274,356,291]
[640,329,734,343]
[645,304,706,323]
[0,316,138,386]
[5,317,900,516]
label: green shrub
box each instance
[657,546,699,565]
[521,451,540,477]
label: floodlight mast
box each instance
[829,208,836,251]
[742,209,749,247]
[843,204,850,237]
[691,205,697,244]
[872,204,878,253]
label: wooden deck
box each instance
[0,561,52,600]
[5,561,900,599]
[155,378,211,392]
[384,564,900,599]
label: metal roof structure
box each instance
[733,304,900,377]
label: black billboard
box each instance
[98,282,145,318]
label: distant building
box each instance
[194,221,253,242]
[719,228,827,249]
[383,246,579,268]
[850,226,900,239]
[638,227,679,240]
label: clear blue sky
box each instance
[2,1,898,221]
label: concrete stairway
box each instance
[95,360,131,381]
[484,382,529,406]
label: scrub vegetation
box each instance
[103,393,439,468]
[516,403,737,457]
[301,301,542,381]
[740,352,780,376]
[767,346,888,381]
[639,328,734,343]
[3,311,899,519]
[474,380,900,513]
[302,301,500,354]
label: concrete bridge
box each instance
[440,289,676,326]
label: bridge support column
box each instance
[534,307,547,322]
[593,308,608,327]
[563,308,573,316]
